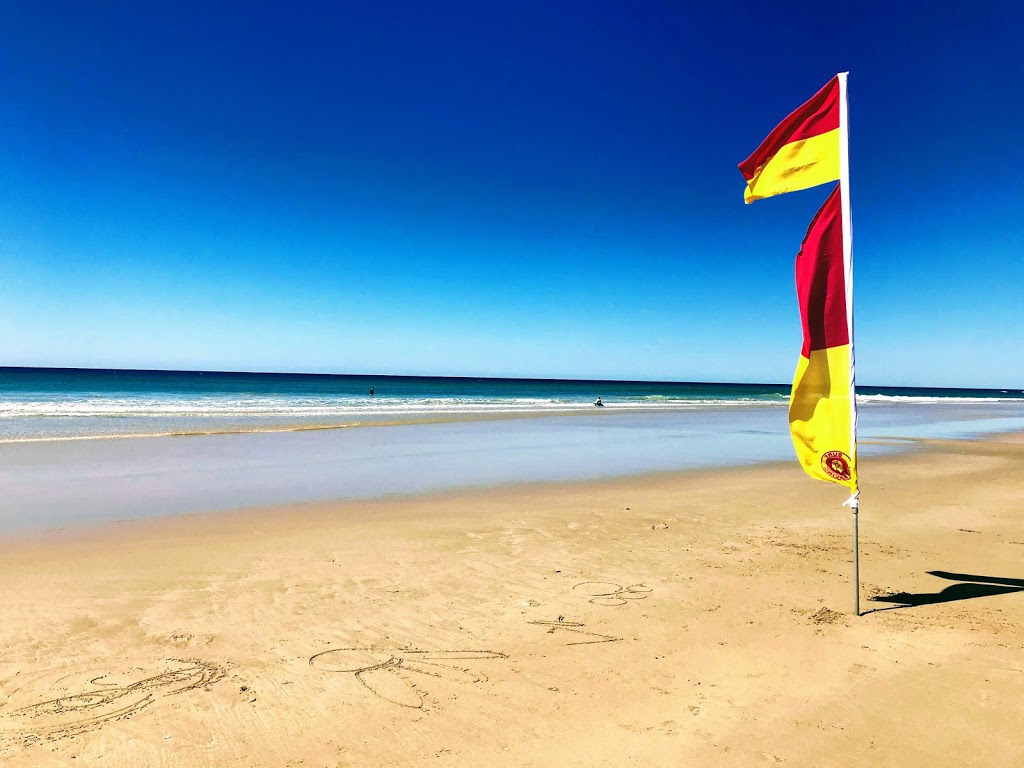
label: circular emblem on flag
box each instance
[821,451,852,481]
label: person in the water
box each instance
[594,397,604,407]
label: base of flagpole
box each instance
[852,498,860,616]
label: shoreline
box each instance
[2,430,1023,766]
[5,396,1024,446]
[3,428,1022,547]
[0,403,758,445]
[0,454,795,549]
[4,406,1024,537]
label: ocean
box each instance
[4,367,1024,532]
[2,367,1023,443]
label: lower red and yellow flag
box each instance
[789,184,857,489]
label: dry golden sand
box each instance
[1,434,1023,767]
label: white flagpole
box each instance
[837,71,860,616]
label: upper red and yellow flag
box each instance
[789,184,856,490]
[738,76,841,204]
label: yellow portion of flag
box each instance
[743,128,840,204]
[789,344,857,489]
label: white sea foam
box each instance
[0,395,791,418]
[2,391,1022,443]
[855,394,1021,405]
[2,391,1020,419]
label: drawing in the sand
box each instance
[573,582,653,606]
[309,647,507,709]
[0,659,225,744]
[527,619,621,646]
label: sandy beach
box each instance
[5,1,1023,765]
[1,430,1022,767]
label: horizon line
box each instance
[1,366,1020,393]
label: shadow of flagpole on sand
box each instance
[867,570,1024,613]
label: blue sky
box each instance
[1,1,1021,387]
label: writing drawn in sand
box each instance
[573,582,652,606]
[528,619,621,646]
[309,648,507,709]
[1,659,225,745]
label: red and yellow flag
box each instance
[789,185,856,489]
[738,76,841,204]
[738,74,857,492]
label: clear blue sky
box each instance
[1,1,1021,387]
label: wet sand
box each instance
[6,404,1024,534]
[1,433,1023,766]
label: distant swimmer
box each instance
[594,397,604,407]
[370,387,375,397]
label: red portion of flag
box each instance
[795,185,848,357]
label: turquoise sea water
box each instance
[3,368,1024,532]
[2,367,1023,442]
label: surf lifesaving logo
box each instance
[821,451,852,482]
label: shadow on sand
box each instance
[868,571,1024,613]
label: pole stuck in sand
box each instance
[838,71,861,616]
[739,72,862,616]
